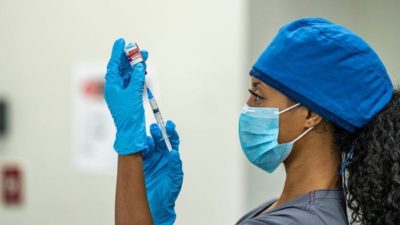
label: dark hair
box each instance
[333,89,400,225]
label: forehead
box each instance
[251,76,276,93]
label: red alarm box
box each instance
[2,165,23,205]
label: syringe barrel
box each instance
[149,99,159,113]
[155,113,173,151]
[149,98,173,151]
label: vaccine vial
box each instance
[124,42,143,67]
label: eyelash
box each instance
[248,89,265,101]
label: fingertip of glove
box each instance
[166,120,176,130]
[110,38,126,61]
[141,50,149,60]
[150,123,158,130]
[150,124,163,139]
[113,38,125,50]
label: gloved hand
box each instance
[142,120,183,225]
[104,38,149,155]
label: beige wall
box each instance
[0,0,247,224]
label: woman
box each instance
[104,18,399,225]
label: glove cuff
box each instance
[154,215,176,225]
[114,131,147,155]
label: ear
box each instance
[304,110,323,128]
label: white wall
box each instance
[0,0,247,224]
[246,0,400,209]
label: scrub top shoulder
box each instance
[236,189,348,225]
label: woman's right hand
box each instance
[142,120,183,225]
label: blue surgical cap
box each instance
[250,17,394,133]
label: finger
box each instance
[140,50,148,73]
[150,123,168,151]
[168,149,184,195]
[141,50,148,61]
[166,120,180,151]
[106,38,125,83]
[141,136,155,160]
[110,38,125,61]
[127,63,145,90]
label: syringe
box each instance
[124,42,173,151]
[145,87,173,151]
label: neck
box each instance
[277,134,340,206]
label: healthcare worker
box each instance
[104,18,400,225]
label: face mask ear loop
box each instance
[340,143,355,194]
[340,144,355,177]
[290,126,314,143]
[278,103,301,114]
[340,143,355,223]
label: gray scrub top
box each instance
[236,189,348,225]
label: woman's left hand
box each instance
[104,38,149,155]
[142,120,184,225]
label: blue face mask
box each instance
[239,103,313,173]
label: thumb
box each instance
[166,120,179,151]
[168,149,183,194]
[141,50,149,61]
[106,38,125,79]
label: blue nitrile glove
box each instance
[104,38,149,155]
[142,120,183,225]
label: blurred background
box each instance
[0,0,399,224]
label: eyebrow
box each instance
[252,81,261,88]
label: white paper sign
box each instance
[71,62,159,175]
